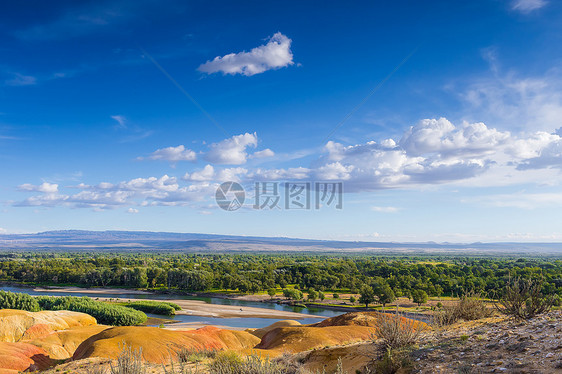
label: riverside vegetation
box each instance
[0,253,561,306]
[0,290,179,325]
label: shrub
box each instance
[177,347,217,363]
[370,349,411,374]
[333,293,339,299]
[374,310,427,350]
[208,352,293,374]
[433,292,491,326]
[37,296,147,326]
[123,300,179,316]
[0,290,40,311]
[110,345,147,374]
[495,277,554,320]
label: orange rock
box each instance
[255,325,376,353]
[0,342,53,372]
[73,326,261,363]
[27,325,109,360]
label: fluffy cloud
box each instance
[127,208,139,214]
[205,133,258,165]
[142,133,272,165]
[15,118,562,210]
[144,145,197,162]
[183,165,249,182]
[241,118,562,192]
[399,118,510,157]
[511,0,547,13]
[19,182,59,193]
[249,148,275,159]
[15,175,214,209]
[198,33,294,76]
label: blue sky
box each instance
[1,0,562,242]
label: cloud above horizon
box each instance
[198,32,294,76]
[14,118,562,209]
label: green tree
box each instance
[377,284,396,308]
[308,289,318,301]
[359,285,375,308]
[412,289,428,306]
[267,288,276,299]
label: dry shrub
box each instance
[163,360,201,374]
[368,349,412,374]
[177,347,218,363]
[434,292,492,327]
[374,309,428,350]
[110,344,146,374]
[209,351,294,374]
[495,277,554,320]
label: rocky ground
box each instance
[2,307,561,373]
[411,311,562,373]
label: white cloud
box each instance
[184,164,215,181]
[462,70,562,132]
[144,145,197,162]
[205,133,258,165]
[250,148,275,159]
[15,175,215,209]
[127,208,139,214]
[198,32,294,76]
[250,167,310,180]
[5,73,37,86]
[111,115,126,129]
[0,228,7,234]
[511,0,547,13]
[399,118,510,157]
[19,182,59,193]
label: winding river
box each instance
[2,285,342,329]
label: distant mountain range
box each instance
[1,230,562,256]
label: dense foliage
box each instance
[122,300,180,316]
[35,295,147,325]
[0,290,146,325]
[0,252,561,303]
[0,290,40,311]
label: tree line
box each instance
[0,253,561,301]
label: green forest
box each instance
[1,252,561,300]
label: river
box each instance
[1,285,343,329]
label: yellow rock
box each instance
[0,309,97,343]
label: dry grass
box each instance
[373,309,428,350]
[208,351,297,374]
[177,347,218,363]
[109,344,147,374]
[433,292,492,327]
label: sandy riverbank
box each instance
[33,286,151,295]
